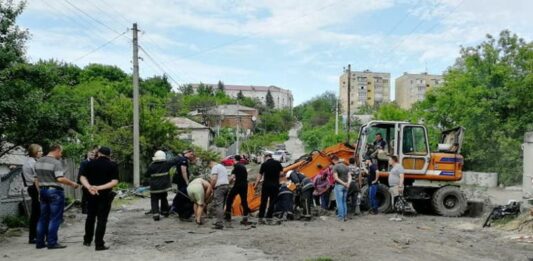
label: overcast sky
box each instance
[19,0,532,105]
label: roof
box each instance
[189,104,257,117]
[167,117,209,129]
[0,143,27,166]
[191,84,292,95]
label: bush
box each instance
[2,215,28,228]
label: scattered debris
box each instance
[483,201,521,228]
[506,235,533,244]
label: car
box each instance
[272,150,287,163]
[221,155,249,166]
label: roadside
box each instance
[283,122,305,163]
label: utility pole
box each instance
[335,97,339,135]
[132,23,141,188]
[346,64,351,144]
[90,96,95,127]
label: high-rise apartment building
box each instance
[395,72,443,109]
[339,70,391,114]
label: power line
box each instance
[63,0,129,38]
[72,30,129,62]
[138,45,182,86]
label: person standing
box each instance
[34,144,80,249]
[78,147,98,214]
[255,153,283,224]
[210,160,229,229]
[21,144,43,244]
[187,178,213,225]
[332,156,351,222]
[388,155,405,221]
[365,159,380,214]
[225,155,251,225]
[313,165,331,210]
[347,157,362,215]
[80,147,119,251]
[145,150,172,221]
[171,149,195,219]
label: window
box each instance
[402,126,428,155]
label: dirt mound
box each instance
[496,212,533,234]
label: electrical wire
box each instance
[72,30,129,62]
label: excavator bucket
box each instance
[231,143,355,216]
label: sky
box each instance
[18,0,533,105]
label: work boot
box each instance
[153,214,160,221]
[95,245,110,251]
[240,216,251,225]
[258,218,266,225]
[224,212,232,222]
[212,222,224,230]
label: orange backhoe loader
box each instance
[232,121,467,217]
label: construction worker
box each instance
[145,150,172,221]
[287,170,314,220]
[225,155,251,225]
[170,150,195,221]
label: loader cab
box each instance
[357,121,431,174]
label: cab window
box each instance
[402,126,428,155]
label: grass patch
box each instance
[1,215,28,228]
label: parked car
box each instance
[221,155,249,166]
[272,150,287,163]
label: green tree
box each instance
[179,83,194,95]
[141,75,172,98]
[0,0,28,71]
[197,82,214,96]
[217,80,224,92]
[413,30,533,185]
[266,89,275,109]
[237,90,245,100]
[373,103,410,121]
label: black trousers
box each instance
[84,193,113,247]
[225,185,250,216]
[81,188,90,214]
[151,192,169,215]
[27,185,40,242]
[299,189,314,217]
[259,184,279,219]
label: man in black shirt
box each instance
[365,158,379,214]
[171,150,195,220]
[255,153,283,224]
[225,155,250,225]
[80,147,119,251]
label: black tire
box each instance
[361,184,392,213]
[431,186,467,217]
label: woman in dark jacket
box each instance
[145,151,172,221]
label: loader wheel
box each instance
[361,184,392,213]
[431,186,467,217]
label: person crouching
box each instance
[145,150,173,221]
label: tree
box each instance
[197,82,214,96]
[0,0,28,71]
[373,103,410,121]
[179,84,194,96]
[217,80,225,92]
[141,75,172,98]
[237,90,245,100]
[413,30,533,185]
[266,89,275,109]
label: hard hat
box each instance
[152,150,166,162]
[285,170,294,178]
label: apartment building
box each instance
[339,70,391,114]
[395,72,444,109]
[191,84,293,109]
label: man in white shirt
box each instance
[210,160,229,229]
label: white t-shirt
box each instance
[211,163,229,187]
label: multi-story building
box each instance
[395,72,443,109]
[339,70,391,114]
[191,84,293,109]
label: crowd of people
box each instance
[20,136,405,251]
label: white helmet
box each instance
[152,150,166,162]
[285,170,294,178]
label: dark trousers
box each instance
[151,192,169,216]
[27,185,40,242]
[84,193,113,247]
[172,186,193,219]
[81,188,90,214]
[299,189,314,217]
[226,185,250,217]
[259,184,279,219]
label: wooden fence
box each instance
[62,159,82,201]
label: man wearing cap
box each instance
[145,150,172,221]
[287,170,314,220]
[80,147,119,251]
[255,153,283,224]
[171,149,195,219]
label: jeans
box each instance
[259,183,279,219]
[150,192,169,216]
[84,192,114,247]
[334,184,347,220]
[27,185,40,242]
[36,188,65,247]
[369,184,379,211]
[225,185,250,217]
[319,192,329,210]
[214,185,229,225]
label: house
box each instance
[167,117,213,150]
[189,104,259,133]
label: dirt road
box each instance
[1,196,532,261]
[284,123,305,162]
